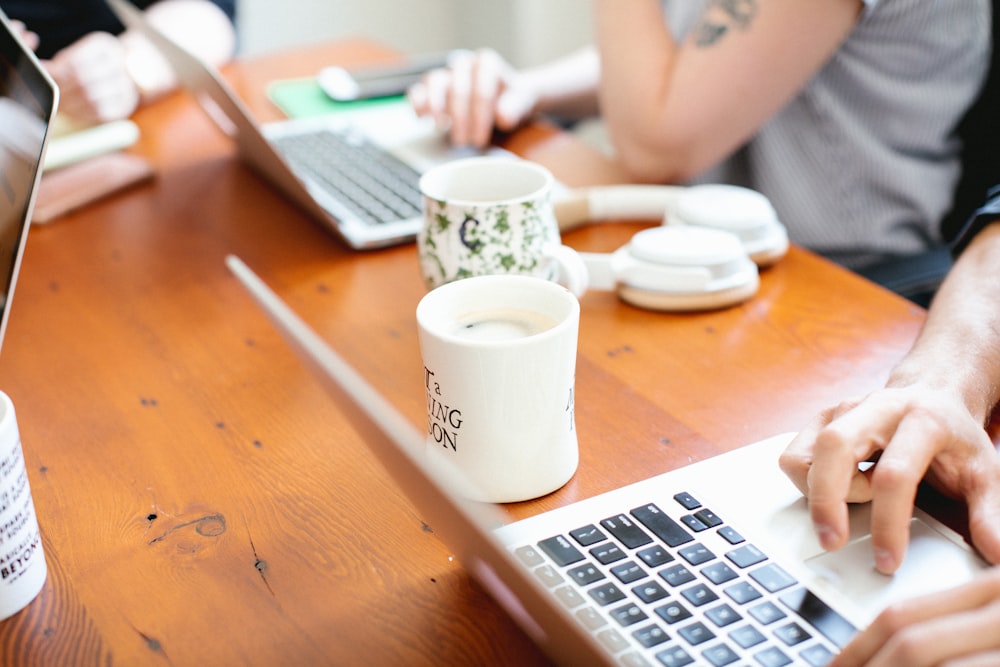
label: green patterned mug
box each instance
[417,157,588,295]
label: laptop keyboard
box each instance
[512,491,855,667]
[271,128,422,226]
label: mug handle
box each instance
[543,243,589,298]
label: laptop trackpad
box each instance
[804,517,986,620]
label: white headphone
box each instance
[553,184,789,311]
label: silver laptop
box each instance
[226,254,988,667]
[107,0,489,251]
[0,10,57,349]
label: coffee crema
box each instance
[451,308,559,341]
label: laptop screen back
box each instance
[0,12,57,351]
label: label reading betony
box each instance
[0,438,40,584]
[425,367,463,452]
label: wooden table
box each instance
[0,40,930,665]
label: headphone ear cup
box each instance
[585,226,759,312]
[617,279,759,312]
[666,184,789,267]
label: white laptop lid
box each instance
[0,11,58,352]
[226,254,988,665]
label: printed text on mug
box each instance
[425,368,463,451]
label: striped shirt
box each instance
[670,0,991,270]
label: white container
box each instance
[0,391,46,619]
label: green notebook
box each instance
[265,77,406,119]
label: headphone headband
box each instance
[553,184,788,311]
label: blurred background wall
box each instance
[237,0,593,68]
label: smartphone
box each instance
[316,51,460,102]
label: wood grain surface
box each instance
[0,39,931,666]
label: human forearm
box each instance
[889,223,1000,424]
[519,47,601,120]
[593,0,861,183]
[594,0,684,180]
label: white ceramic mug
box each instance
[416,275,580,503]
[417,156,588,297]
[0,391,46,620]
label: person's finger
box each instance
[420,68,453,132]
[872,594,1000,667]
[964,456,1000,565]
[779,408,836,497]
[407,80,429,117]
[803,407,889,551]
[945,650,1000,667]
[833,569,1000,666]
[444,51,474,146]
[803,394,910,551]
[865,413,938,574]
[780,398,864,496]
[468,49,503,147]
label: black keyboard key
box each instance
[633,580,670,603]
[680,583,719,607]
[513,544,544,567]
[537,535,585,566]
[774,621,811,646]
[567,562,605,586]
[678,621,715,646]
[680,514,709,532]
[717,526,744,545]
[673,492,702,510]
[610,561,647,584]
[589,582,626,606]
[701,561,738,585]
[728,624,766,649]
[749,563,797,593]
[800,643,836,666]
[660,563,696,587]
[755,646,793,667]
[704,603,741,628]
[748,601,787,625]
[610,602,649,627]
[723,580,762,605]
[570,524,607,546]
[632,504,694,547]
[655,600,693,625]
[656,645,695,667]
[590,542,627,564]
[693,508,723,528]
[726,544,768,568]
[638,544,675,568]
[701,642,739,666]
[632,623,670,648]
[678,544,715,566]
[601,514,654,548]
[779,587,857,648]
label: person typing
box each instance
[779,190,1000,666]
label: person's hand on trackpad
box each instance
[778,384,1000,575]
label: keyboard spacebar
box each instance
[779,587,858,648]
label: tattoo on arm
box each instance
[693,0,758,48]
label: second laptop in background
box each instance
[106,0,497,251]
